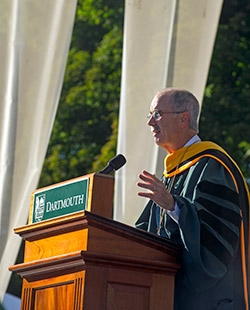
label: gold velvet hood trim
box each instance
[164,141,235,178]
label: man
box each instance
[136,88,250,309]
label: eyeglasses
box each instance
[147,110,186,121]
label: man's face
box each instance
[147,95,182,153]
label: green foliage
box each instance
[79,0,123,29]
[200,2,250,178]
[39,0,124,187]
[71,0,123,52]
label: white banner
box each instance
[0,0,77,300]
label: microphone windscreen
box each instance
[109,154,126,171]
[98,154,126,174]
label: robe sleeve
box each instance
[173,157,242,293]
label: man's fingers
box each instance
[137,181,154,191]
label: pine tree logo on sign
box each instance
[34,194,45,222]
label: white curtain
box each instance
[0,0,77,301]
[114,0,224,226]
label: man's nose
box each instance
[147,115,156,126]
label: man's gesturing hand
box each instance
[137,170,175,211]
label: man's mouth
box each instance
[152,125,160,135]
[152,125,160,133]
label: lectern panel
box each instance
[21,271,85,310]
[107,282,150,310]
[33,281,74,310]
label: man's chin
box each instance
[153,136,161,145]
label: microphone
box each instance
[99,154,126,174]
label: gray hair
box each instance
[155,88,200,131]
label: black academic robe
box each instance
[135,142,250,310]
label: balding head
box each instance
[154,88,200,132]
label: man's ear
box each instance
[180,111,190,127]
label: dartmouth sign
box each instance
[30,177,89,224]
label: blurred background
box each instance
[1,0,249,308]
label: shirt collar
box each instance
[184,134,201,147]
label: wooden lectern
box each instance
[10,173,180,310]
